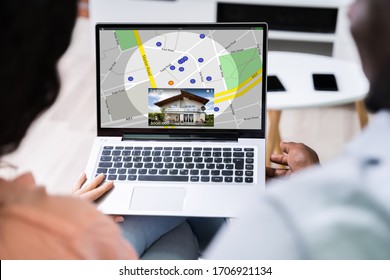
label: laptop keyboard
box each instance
[95,146,255,183]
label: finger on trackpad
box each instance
[129,187,186,212]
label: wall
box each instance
[90,0,360,62]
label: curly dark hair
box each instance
[0,0,77,156]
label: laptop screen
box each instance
[97,24,267,135]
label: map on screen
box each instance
[99,27,264,130]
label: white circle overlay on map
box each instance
[123,31,238,117]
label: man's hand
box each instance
[72,173,124,223]
[266,142,320,180]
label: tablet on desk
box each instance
[313,73,338,91]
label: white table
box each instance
[266,51,370,165]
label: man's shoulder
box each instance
[266,156,390,259]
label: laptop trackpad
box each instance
[129,187,186,212]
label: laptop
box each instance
[85,23,268,217]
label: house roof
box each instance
[154,90,209,107]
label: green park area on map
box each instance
[219,47,262,90]
[115,30,137,51]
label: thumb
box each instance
[280,141,296,154]
[111,215,125,223]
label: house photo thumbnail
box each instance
[148,88,215,127]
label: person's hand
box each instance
[72,173,114,201]
[266,142,320,180]
[72,173,124,223]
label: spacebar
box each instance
[138,175,189,182]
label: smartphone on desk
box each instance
[313,73,338,91]
[267,75,286,92]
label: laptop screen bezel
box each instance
[95,23,267,139]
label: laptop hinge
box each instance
[122,133,239,142]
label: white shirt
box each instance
[206,110,390,259]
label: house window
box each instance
[184,114,194,122]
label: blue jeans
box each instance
[120,216,187,256]
[120,216,225,259]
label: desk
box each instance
[266,51,370,165]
